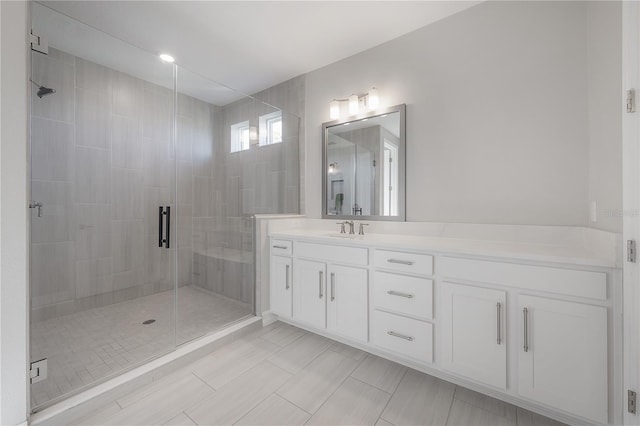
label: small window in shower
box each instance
[259,111,282,146]
[231,120,251,153]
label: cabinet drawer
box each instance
[374,249,433,276]
[271,239,293,256]
[440,257,607,300]
[296,241,368,266]
[373,272,433,320]
[372,310,433,363]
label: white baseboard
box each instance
[261,311,278,326]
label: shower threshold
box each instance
[30,315,261,425]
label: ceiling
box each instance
[38,1,480,105]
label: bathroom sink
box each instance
[325,233,362,239]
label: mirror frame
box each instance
[322,103,406,221]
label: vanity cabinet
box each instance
[290,246,369,342]
[293,259,327,329]
[270,239,294,318]
[371,249,435,362]
[326,264,368,342]
[517,295,608,424]
[440,282,507,389]
[270,255,292,318]
[268,235,615,425]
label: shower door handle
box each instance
[158,207,164,247]
[164,206,170,249]
[158,206,171,249]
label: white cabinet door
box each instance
[518,295,607,424]
[327,264,368,342]
[293,259,326,329]
[270,255,292,318]
[440,282,507,389]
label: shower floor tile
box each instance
[30,285,252,408]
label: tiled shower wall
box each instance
[31,48,302,322]
[192,77,303,301]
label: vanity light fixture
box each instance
[159,53,175,63]
[348,94,359,115]
[328,87,381,119]
[329,162,338,173]
[368,87,379,109]
[329,100,340,120]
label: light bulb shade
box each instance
[349,94,359,115]
[368,87,379,109]
[329,100,340,120]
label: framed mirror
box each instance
[322,104,406,221]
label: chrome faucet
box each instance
[336,221,347,234]
[346,220,355,235]
[358,223,369,235]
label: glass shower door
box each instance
[174,67,258,345]
[29,3,177,410]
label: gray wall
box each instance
[587,1,622,232]
[305,1,622,231]
[0,1,29,423]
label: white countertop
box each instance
[269,229,618,268]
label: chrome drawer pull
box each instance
[496,302,502,345]
[330,273,335,301]
[387,259,414,266]
[387,290,414,299]
[523,307,529,352]
[387,331,414,341]
[319,271,324,299]
[272,245,288,250]
[285,264,290,290]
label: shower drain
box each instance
[142,319,156,325]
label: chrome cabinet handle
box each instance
[523,307,529,352]
[330,272,335,301]
[272,245,288,250]
[496,302,502,345]
[387,331,414,341]
[387,290,414,299]
[319,271,324,299]
[387,259,414,266]
[285,264,290,290]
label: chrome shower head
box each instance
[36,86,55,98]
[30,80,56,98]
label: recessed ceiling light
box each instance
[159,53,175,63]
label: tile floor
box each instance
[31,286,252,408]
[48,321,566,426]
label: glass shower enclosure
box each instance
[28,3,299,411]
